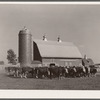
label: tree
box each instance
[7,49,17,65]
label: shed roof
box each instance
[34,39,82,59]
[82,58,94,66]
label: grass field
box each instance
[1,65,100,90]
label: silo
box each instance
[18,27,32,67]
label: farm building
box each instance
[33,39,82,67]
[18,27,82,67]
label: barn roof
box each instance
[33,39,82,59]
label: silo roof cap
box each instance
[19,27,31,35]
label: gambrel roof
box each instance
[33,39,82,59]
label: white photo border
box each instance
[0,2,100,99]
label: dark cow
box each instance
[90,67,97,77]
[34,67,49,79]
[58,66,66,78]
[20,67,33,78]
[66,67,76,78]
[75,66,86,77]
[48,66,66,79]
[28,67,36,78]
[33,67,39,78]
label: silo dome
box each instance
[19,27,31,35]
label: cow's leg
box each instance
[13,71,16,77]
[24,72,27,78]
[94,73,96,77]
[88,73,90,77]
[50,72,52,79]
[35,71,38,78]
[59,74,62,80]
[18,71,22,78]
[58,72,60,80]
[14,73,16,77]
[21,73,24,78]
[16,70,19,77]
[42,74,44,79]
[21,73,23,78]
[24,75,27,78]
[22,73,25,78]
[31,71,34,78]
[20,74,23,78]
[47,70,50,79]
[83,72,86,77]
[36,75,38,78]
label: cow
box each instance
[58,66,67,78]
[28,67,36,78]
[20,67,33,78]
[13,67,24,78]
[5,67,10,75]
[5,66,36,78]
[5,66,16,76]
[66,66,76,78]
[12,67,37,78]
[34,67,49,79]
[90,67,97,77]
[83,65,97,77]
[75,66,86,77]
[48,66,66,79]
[63,66,69,78]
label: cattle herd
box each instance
[5,64,97,79]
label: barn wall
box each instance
[33,41,42,62]
[42,58,82,67]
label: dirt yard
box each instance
[1,65,100,90]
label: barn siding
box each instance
[42,58,82,67]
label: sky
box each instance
[0,3,100,64]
